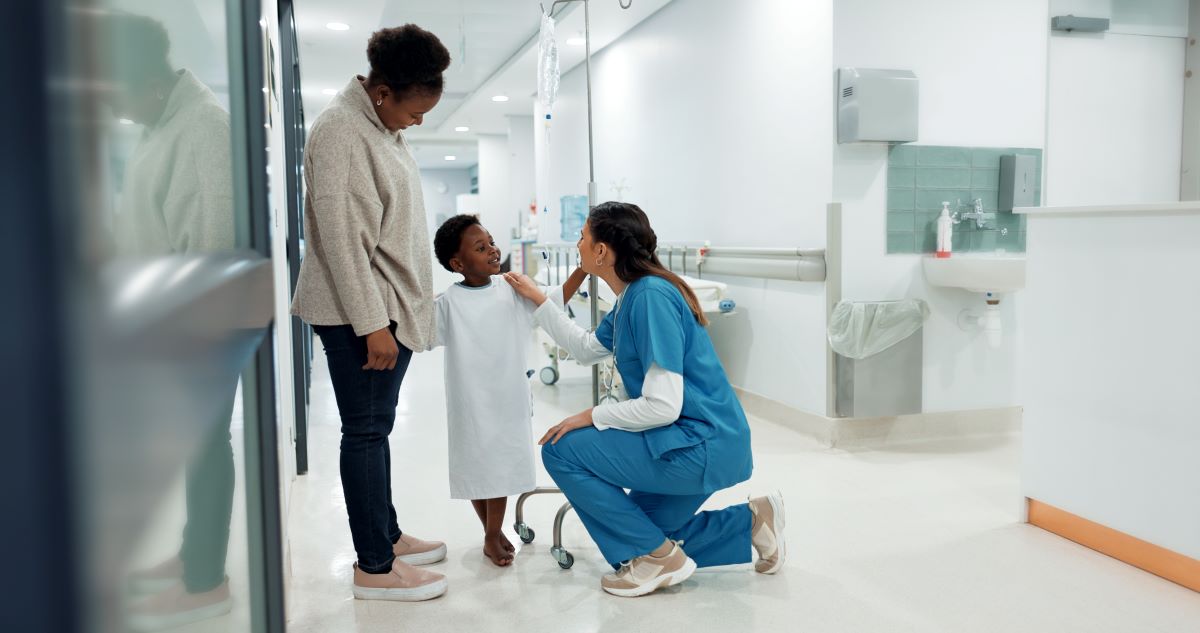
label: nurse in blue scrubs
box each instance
[503,201,786,598]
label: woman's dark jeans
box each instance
[312,324,412,573]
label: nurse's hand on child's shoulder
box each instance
[502,272,548,306]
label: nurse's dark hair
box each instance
[588,202,708,326]
[366,24,451,99]
[433,214,481,272]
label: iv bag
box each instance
[538,13,560,112]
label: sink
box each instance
[922,253,1026,294]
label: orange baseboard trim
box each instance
[1027,499,1200,593]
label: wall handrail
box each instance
[531,242,827,283]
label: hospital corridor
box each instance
[4,1,1200,632]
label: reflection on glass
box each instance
[103,14,234,256]
[73,4,254,632]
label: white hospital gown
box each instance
[430,277,560,500]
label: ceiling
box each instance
[293,0,673,168]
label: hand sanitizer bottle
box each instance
[936,201,953,259]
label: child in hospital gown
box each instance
[428,214,586,566]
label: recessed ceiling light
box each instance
[444,155,458,161]
[454,126,470,132]
[321,88,338,96]
[491,95,510,102]
[326,22,350,31]
[566,36,586,46]
[118,118,134,125]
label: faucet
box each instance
[955,198,1003,232]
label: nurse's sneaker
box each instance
[352,559,447,602]
[749,491,787,574]
[600,541,697,598]
[393,533,448,565]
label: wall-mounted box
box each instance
[999,154,1037,211]
[838,68,919,144]
[1050,15,1110,33]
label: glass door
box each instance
[3,0,286,631]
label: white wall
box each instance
[543,0,834,414]
[1022,208,1200,559]
[420,168,472,231]
[507,115,536,242]
[1044,32,1185,206]
[833,0,1049,412]
[421,168,474,290]
[477,134,517,261]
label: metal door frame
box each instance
[278,0,311,476]
[229,0,287,629]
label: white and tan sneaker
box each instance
[749,491,787,574]
[393,533,448,566]
[126,556,183,595]
[352,559,447,602]
[600,541,697,598]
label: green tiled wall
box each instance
[886,145,1041,254]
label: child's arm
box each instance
[423,294,447,351]
[560,267,588,305]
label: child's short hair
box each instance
[433,214,481,272]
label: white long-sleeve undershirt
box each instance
[533,299,683,432]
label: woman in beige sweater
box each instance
[291,24,449,602]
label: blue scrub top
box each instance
[596,275,753,492]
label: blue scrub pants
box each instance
[541,426,753,568]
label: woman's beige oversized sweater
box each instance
[291,76,434,351]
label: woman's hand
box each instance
[363,327,399,370]
[502,272,549,306]
[539,408,595,445]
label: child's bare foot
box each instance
[483,533,514,567]
[500,531,516,554]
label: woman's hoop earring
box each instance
[595,259,604,267]
[376,99,383,106]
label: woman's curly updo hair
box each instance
[366,24,451,99]
[587,202,709,326]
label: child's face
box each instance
[451,224,502,278]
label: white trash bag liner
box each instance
[828,299,929,360]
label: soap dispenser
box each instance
[936,201,953,258]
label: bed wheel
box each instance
[551,546,575,569]
[514,522,536,544]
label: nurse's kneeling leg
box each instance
[628,491,754,569]
[541,428,673,567]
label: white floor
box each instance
[285,348,1200,633]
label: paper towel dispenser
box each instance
[838,68,919,144]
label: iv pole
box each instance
[546,0,631,406]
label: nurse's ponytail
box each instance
[588,202,709,326]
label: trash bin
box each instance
[828,299,928,418]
